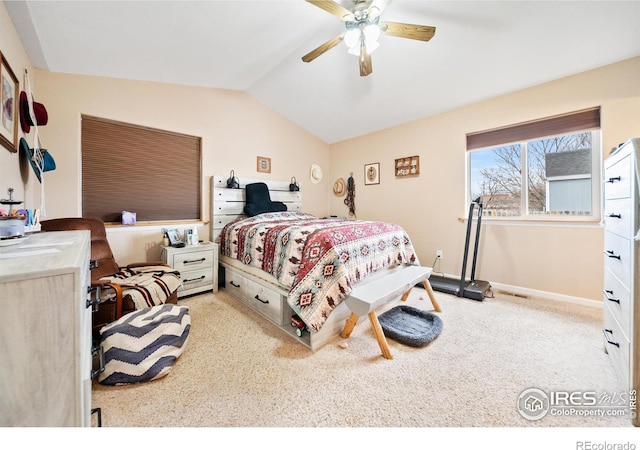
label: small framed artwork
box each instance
[257,156,271,173]
[166,229,183,246]
[0,52,19,153]
[364,162,380,185]
[395,155,420,177]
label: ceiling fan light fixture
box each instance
[344,28,360,48]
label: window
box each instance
[467,108,601,220]
[81,116,202,223]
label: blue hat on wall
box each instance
[20,138,56,183]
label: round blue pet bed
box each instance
[378,305,443,347]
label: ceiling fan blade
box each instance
[302,34,344,63]
[381,21,436,41]
[306,0,354,21]
[359,42,372,77]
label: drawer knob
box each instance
[606,176,621,183]
[604,250,621,260]
[254,294,269,304]
[602,329,620,347]
[603,289,620,304]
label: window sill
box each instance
[105,220,208,232]
[457,217,602,227]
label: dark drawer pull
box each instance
[184,275,206,284]
[183,257,206,265]
[254,294,269,304]
[229,280,240,288]
[86,286,101,312]
[606,176,621,183]
[91,408,102,427]
[91,345,105,379]
[603,289,620,304]
[605,250,621,260]
[607,213,622,219]
[602,329,620,347]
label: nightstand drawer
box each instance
[172,250,214,271]
[180,268,213,292]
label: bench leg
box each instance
[368,311,393,360]
[423,279,441,312]
[341,312,359,338]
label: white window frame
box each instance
[466,129,601,224]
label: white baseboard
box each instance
[432,272,603,309]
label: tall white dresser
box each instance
[602,137,639,426]
[0,230,92,426]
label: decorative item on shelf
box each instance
[333,178,346,196]
[121,211,136,225]
[0,52,19,153]
[256,156,271,174]
[0,188,26,240]
[226,170,240,188]
[395,155,420,177]
[161,228,170,247]
[310,164,323,184]
[364,162,380,185]
[166,228,184,247]
[289,176,299,192]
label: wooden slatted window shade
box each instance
[81,115,201,223]
[466,107,601,150]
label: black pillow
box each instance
[243,182,288,217]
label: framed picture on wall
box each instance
[0,52,19,153]
[257,156,271,173]
[364,162,380,185]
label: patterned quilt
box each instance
[220,212,419,331]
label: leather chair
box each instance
[40,218,180,336]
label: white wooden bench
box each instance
[340,265,441,359]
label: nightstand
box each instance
[161,242,218,297]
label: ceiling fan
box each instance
[302,0,436,77]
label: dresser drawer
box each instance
[244,278,284,325]
[604,153,631,200]
[603,268,631,338]
[172,250,214,271]
[603,231,631,289]
[603,198,632,238]
[603,306,630,390]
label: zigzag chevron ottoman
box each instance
[98,304,191,385]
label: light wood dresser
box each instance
[602,137,639,426]
[0,230,93,426]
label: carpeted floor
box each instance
[91,286,634,430]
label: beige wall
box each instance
[3,2,640,302]
[0,2,35,213]
[27,71,330,264]
[329,57,640,301]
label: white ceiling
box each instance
[5,0,640,144]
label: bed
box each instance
[210,175,426,350]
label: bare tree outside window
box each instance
[470,131,595,218]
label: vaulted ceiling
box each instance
[6,1,640,143]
